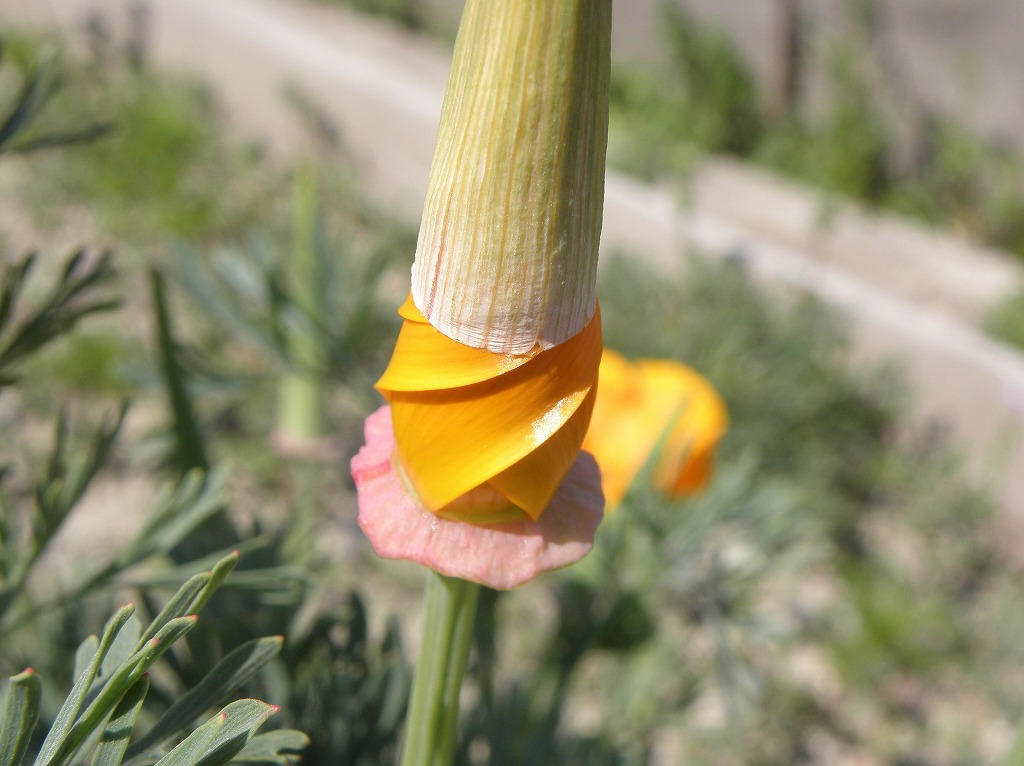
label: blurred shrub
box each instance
[608,4,762,181]
[459,254,1002,765]
[3,31,269,246]
[19,328,134,397]
[757,50,890,203]
[986,289,1024,350]
[606,2,1024,275]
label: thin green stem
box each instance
[278,162,327,563]
[278,161,327,445]
[401,571,480,766]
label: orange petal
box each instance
[387,308,602,511]
[488,385,597,519]
[397,292,424,321]
[584,351,727,509]
[668,451,715,496]
[583,364,650,507]
[638,359,728,496]
[376,311,536,393]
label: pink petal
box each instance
[351,406,604,589]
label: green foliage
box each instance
[608,5,762,180]
[19,329,133,397]
[273,593,409,766]
[611,257,994,759]
[0,37,109,155]
[0,670,40,766]
[330,0,428,31]
[986,289,1024,349]
[830,562,968,685]
[4,38,267,246]
[310,0,458,42]
[757,51,890,202]
[0,26,421,766]
[0,402,236,639]
[600,255,902,553]
[651,3,764,157]
[167,168,410,420]
[0,554,307,766]
[998,711,1024,766]
[151,268,212,475]
[885,119,1024,256]
[0,237,408,766]
[48,71,244,240]
[0,252,120,389]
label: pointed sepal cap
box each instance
[411,0,612,354]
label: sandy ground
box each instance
[4,0,1024,554]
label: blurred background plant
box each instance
[0,30,410,766]
[2,5,1024,766]
[606,1,1024,263]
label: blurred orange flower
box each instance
[583,349,728,510]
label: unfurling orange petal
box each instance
[488,385,597,519]
[376,308,536,392]
[377,304,602,514]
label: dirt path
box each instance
[5,0,1024,547]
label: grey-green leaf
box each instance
[72,638,99,689]
[193,700,277,766]
[89,676,149,766]
[125,637,281,760]
[115,469,229,569]
[56,616,197,766]
[0,669,41,766]
[151,714,224,766]
[36,604,136,766]
[232,730,310,764]
[101,617,142,684]
[188,551,239,617]
[136,573,209,649]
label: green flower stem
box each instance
[401,571,480,766]
[278,161,327,444]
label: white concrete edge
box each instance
[176,0,444,122]
[605,172,1024,415]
